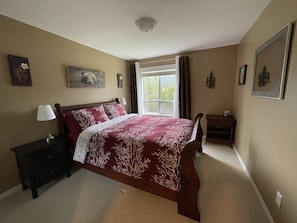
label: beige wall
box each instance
[188,46,237,128]
[0,15,129,192]
[2,1,296,222]
[234,0,297,222]
[0,13,238,195]
[139,45,238,131]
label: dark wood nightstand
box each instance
[11,137,71,199]
[206,115,236,148]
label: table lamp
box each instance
[121,97,127,106]
[37,104,56,141]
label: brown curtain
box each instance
[129,63,138,113]
[179,56,191,119]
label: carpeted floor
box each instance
[0,142,271,223]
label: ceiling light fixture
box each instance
[135,17,157,33]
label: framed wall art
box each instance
[239,64,247,85]
[8,55,32,86]
[117,73,123,88]
[67,66,105,88]
[252,22,293,99]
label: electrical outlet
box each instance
[275,191,283,208]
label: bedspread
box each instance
[73,114,193,191]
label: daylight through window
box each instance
[140,65,176,116]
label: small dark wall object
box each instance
[239,64,247,85]
[205,71,215,88]
[117,73,123,88]
[8,55,32,86]
[258,65,270,87]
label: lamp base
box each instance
[48,133,55,139]
[46,133,55,143]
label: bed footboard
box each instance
[191,113,204,152]
[178,113,203,221]
[178,139,200,221]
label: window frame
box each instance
[139,64,177,117]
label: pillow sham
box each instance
[72,105,109,130]
[91,105,110,123]
[103,103,127,119]
[63,112,82,135]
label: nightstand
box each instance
[11,137,71,199]
[206,115,236,148]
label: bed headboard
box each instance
[54,99,118,138]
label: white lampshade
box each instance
[37,105,56,121]
[121,97,127,106]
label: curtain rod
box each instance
[128,55,192,66]
[140,58,175,65]
[140,55,192,65]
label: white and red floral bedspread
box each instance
[73,114,193,191]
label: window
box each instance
[139,64,177,116]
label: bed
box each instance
[55,100,203,221]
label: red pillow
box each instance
[104,103,127,119]
[68,131,81,151]
[72,105,109,130]
[91,105,110,123]
[63,112,82,135]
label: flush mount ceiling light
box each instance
[135,17,157,33]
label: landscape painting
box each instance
[67,66,105,88]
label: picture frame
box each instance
[239,64,247,85]
[117,73,123,88]
[252,22,293,99]
[67,66,105,88]
[7,55,32,86]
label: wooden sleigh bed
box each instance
[55,100,203,221]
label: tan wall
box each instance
[139,45,238,131]
[0,13,238,194]
[3,1,295,221]
[0,15,129,193]
[234,0,297,222]
[188,46,237,128]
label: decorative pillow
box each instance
[91,105,110,123]
[68,131,81,150]
[104,103,127,119]
[63,112,82,135]
[72,105,109,130]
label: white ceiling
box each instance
[0,0,271,61]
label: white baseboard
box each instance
[0,184,22,201]
[233,145,275,223]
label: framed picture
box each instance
[117,73,123,88]
[7,55,32,86]
[252,22,293,99]
[67,66,105,88]
[239,64,247,85]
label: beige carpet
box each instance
[0,142,271,223]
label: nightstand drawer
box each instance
[32,163,67,186]
[27,144,66,168]
[207,119,233,127]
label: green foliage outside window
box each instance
[143,75,175,115]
